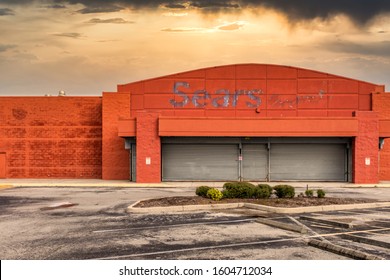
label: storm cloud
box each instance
[52,32,84,39]
[37,0,390,24]
[86,18,134,24]
[2,1,390,24]
[0,8,14,16]
[323,40,390,58]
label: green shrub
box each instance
[273,185,295,198]
[195,186,211,198]
[222,182,256,198]
[305,189,314,197]
[206,188,223,201]
[317,189,326,198]
[254,184,273,199]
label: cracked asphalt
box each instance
[1,186,390,260]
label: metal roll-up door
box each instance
[270,144,346,181]
[162,144,239,181]
[241,144,268,181]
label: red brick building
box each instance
[1,64,390,183]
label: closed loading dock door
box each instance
[162,144,239,181]
[270,144,347,181]
[241,144,268,181]
[161,138,349,182]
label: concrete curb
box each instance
[308,239,384,260]
[256,218,308,233]
[243,201,390,213]
[341,234,390,249]
[299,216,353,229]
[127,201,390,214]
[127,200,245,213]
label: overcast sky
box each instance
[0,0,390,96]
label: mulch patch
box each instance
[134,196,377,208]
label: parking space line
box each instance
[92,218,257,233]
[313,227,390,238]
[307,224,335,229]
[92,225,390,260]
[367,231,390,236]
[92,236,308,260]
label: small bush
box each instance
[195,186,211,198]
[222,182,256,198]
[273,185,295,198]
[317,189,326,198]
[305,189,314,197]
[206,188,223,201]
[254,184,273,199]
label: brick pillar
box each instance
[102,92,130,180]
[372,91,390,180]
[136,111,161,183]
[353,111,379,183]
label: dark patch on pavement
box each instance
[0,195,54,211]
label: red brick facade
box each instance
[135,111,161,183]
[353,112,379,183]
[373,92,390,180]
[102,93,130,179]
[0,97,102,178]
[1,64,390,183]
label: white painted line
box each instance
[313,227,390,238]
[367,231,390,236]
[93,226,390,260]
[307,224,335,229]
[92,236,307,260]
[92,218,257,233]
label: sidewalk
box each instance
[1,178,390,188]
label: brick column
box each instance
[102,92,130,180]
[372,91,390,180]
[353,111,379,184]
[136,111,161,183]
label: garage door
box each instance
[241,144,268,181]
[162,144,239,181]
[270,144,346,181]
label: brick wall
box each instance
[135,111,161,183]
[353,111,379,183]
[102,92,131,180]
[373,92,390,180]
[0,97,102,178]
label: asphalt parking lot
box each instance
[1,186,390,260]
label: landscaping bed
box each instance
[134,196,376,208]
